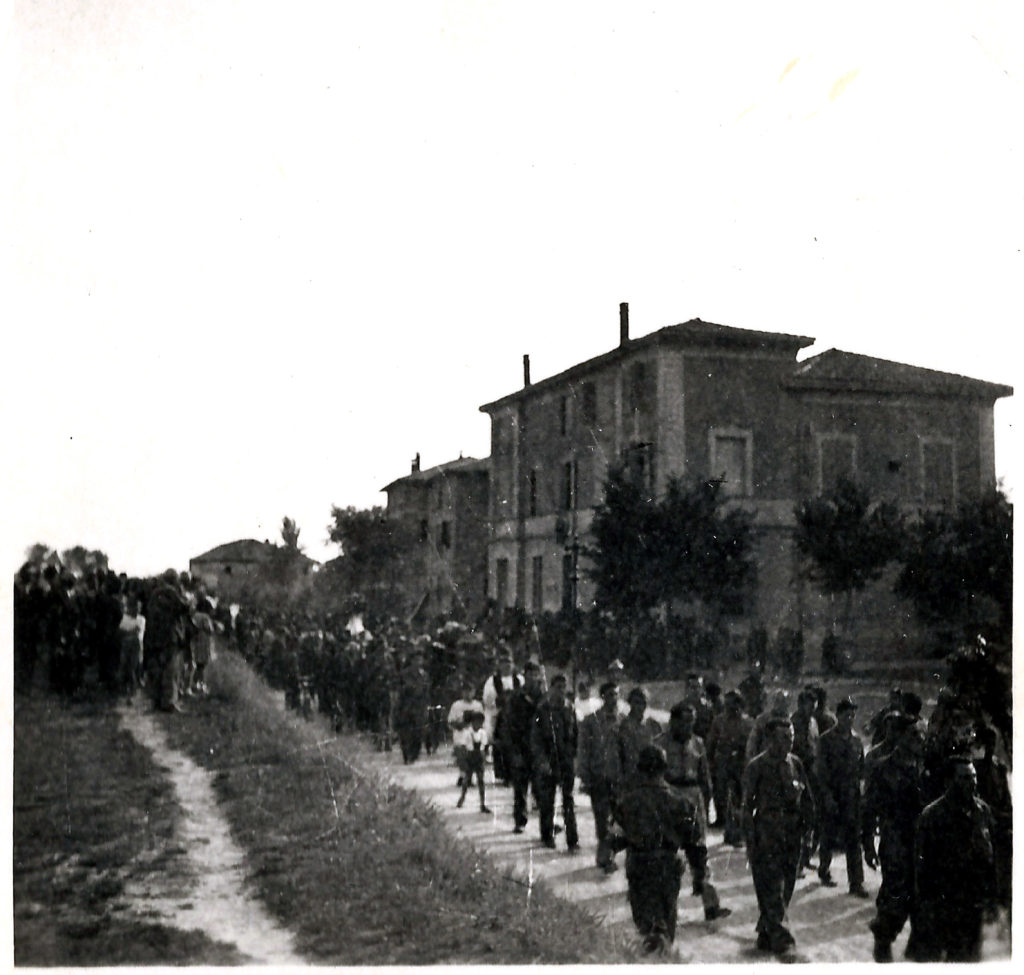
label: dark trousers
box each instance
[534,770,578,847]
[819,816,864,889]
[626,850,683,946]
[912,902,984,961]
[588,778,617,868]
[871,827,916,946]
[510,765,532,829]
[750,816,802,951]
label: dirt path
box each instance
[117,703,304,965]
[361,742,1012,964]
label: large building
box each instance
[383,454,489,622]
[479,304,1011,654]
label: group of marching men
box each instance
[445,653,1010,962]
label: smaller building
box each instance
[383,454,489,622]
[189,538,318,594]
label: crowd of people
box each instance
[13,562,222,708]
[13,562,1011,962]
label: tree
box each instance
[281,516,302,552]
[657,475,756,620]
[584,462,661,621]
[895,487,1012,649]
[59,546,110,576]
[585,464,757,666]
[793,477,902,649]
[24,542,55,566]
[326,505,414,616]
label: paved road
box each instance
[358,741,940,963]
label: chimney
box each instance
[523,354,531,387]
[619,302,630,346]
[411,452,420,473]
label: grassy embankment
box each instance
[158,649,637,964]
[13,693,249,966]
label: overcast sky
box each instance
[6,0,1021,578]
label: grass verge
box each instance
[12,693,249,965]
[158,650,638,964]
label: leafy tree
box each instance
[59,546,110,576]
[895,487,1012,649]
[585,464,756,667]
[281,516,302,552]
[657,475,756,620]
[24,543,55,566]
[326,505,415,616]
[584,463,661,621]
[793,477,902,645]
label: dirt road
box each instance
[360,742,1011,964]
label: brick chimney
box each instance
[620,302,630,346]
[523,354,531,387]
[411,452,420,473]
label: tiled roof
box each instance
[191,538,318,567]
[382,456,488,492]
[786,349,1013,399]
[479,318,814,412]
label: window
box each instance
[818,434,857,494]
[531,556,543,613]
[559,395,569,436]
[562,553,575,613]
[562,460,576,510]
[628,362,654,415]
[581,382,598,427]
[495,558,509,608]
[419,519,428,542]
[528,469,538,516]
[624,442,655,494]
[922,439,956,506]
[710,429,752,498]
[439,521,451,548]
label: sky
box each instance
[6,0,1022,578]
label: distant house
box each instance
[189,538,318,592]
[383,454,489,622]
[478,303,1012,657]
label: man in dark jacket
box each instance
[530,672,578,850]
[816,696,868,897]
[913,757,997,961]
[145,569,191,712]
[609,745,701,953]
[501,661,544,834]
[862,711,925,962]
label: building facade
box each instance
[383,454,489,622]
[479,305,1011,655]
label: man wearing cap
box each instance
[706,690,753,846]
[501,660,544,834]
[816,696,868,897]
[608,745,702,953]
[866,685,903,747]
[743,717,815,959]
[529,672,579,850]
[579,680,624,872]
[618,687,663,786]
[913,757,997,961]
[862,710,925,961]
